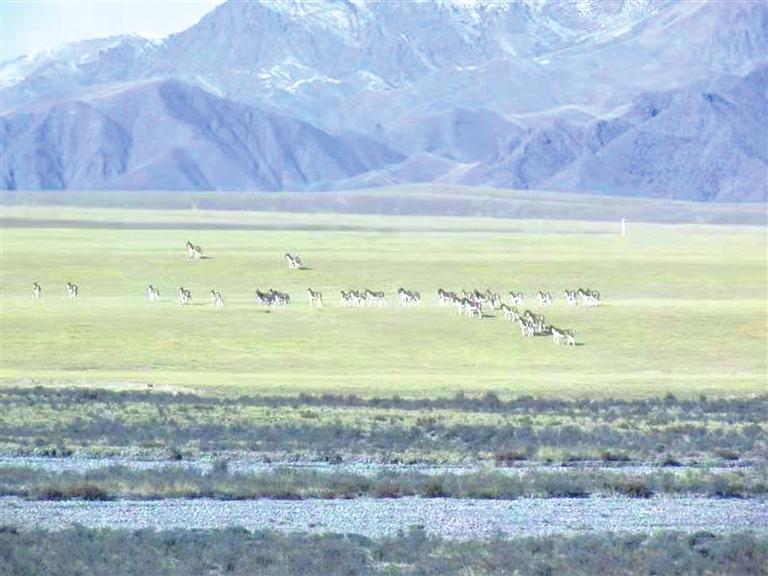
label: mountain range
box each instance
[1,0,766,201]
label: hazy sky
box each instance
[1,0,225,61]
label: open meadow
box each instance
[0,205,765,399]
[1,203,766,573]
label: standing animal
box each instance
[146,285,160,302]
[517,317,534,337]
[284,253,303,270]
[565,288,600,306]
[398,288,421,307]
[364,289,388,307]
[486,291,502,309]
[255,289,289,307]
[185,241,203,260]
[537,291,553,307]
[340,290,362,307]
[577,288,600,307]
[66,282,78,300]
[178,287,192,305]
[437,288,461,306]
[509,292,524,306]
[32,282,42,299]
[210,290,224,307]
[522,309,547,335]
[307,288,323,307]
[500,304,519,322]
[459,298,482,319]
[271,290,290,307]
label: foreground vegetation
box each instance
[1,208,765,398]
[3,463,765,501]
[3,388,765,464]
[1,526,765,576]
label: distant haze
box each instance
[1,0,223,61]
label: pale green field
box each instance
[0,208,765,398]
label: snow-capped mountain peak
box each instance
[1,0,765,200]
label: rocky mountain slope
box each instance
[1,0,765,199]
[1,79,401,190]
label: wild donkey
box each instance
[146,285,160,302]
[185,241,203,260]
[284,253,303,270]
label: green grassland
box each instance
[0,207,765,399]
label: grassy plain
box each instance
[0,207,765,399]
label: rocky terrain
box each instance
[3,495,766,539]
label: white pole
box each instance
[621,218,627,236]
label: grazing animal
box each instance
[307,288,323,307]
[185,241,203,260]
[255,289,273,306]
[284,253,303,270]
[178,287,191,305]
[146,285,160,302]
[551,327,576,346]
[66,282,78,300]
[564,290,579,306]
[32,282,42,299]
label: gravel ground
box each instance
[0,456,749,477]
[2,496,765,539]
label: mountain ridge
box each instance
[1,0,765,200]
[1,79,403,191]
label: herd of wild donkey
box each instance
[32,242,602,346]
